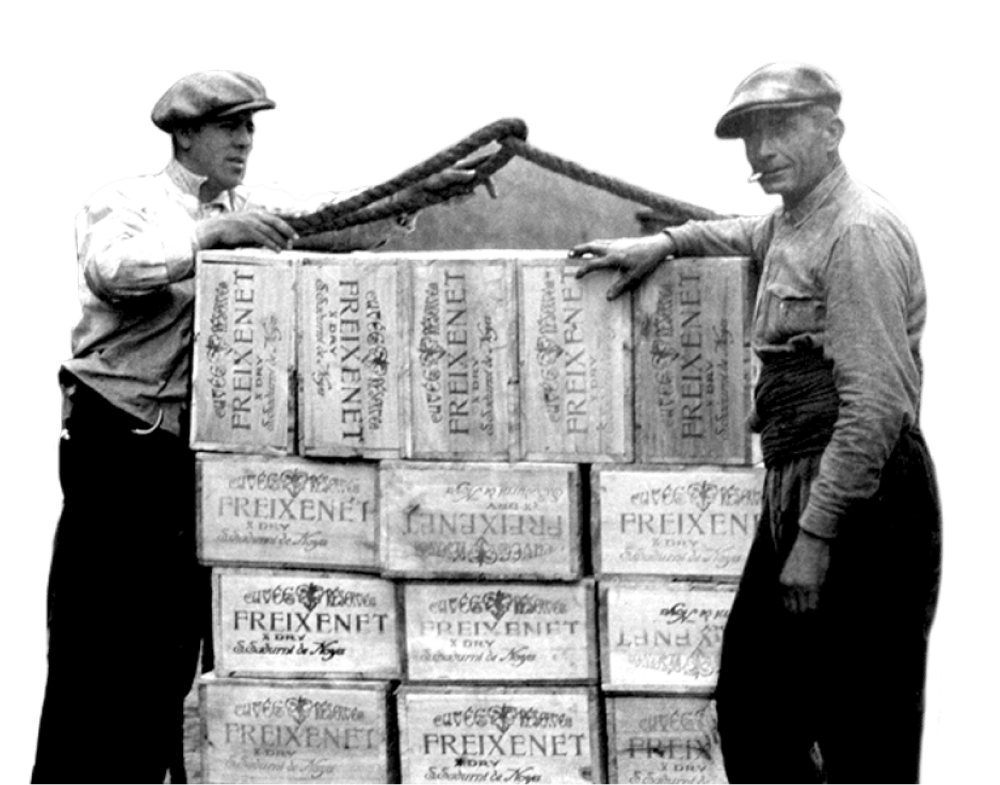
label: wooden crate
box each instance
[599,578,735,694]
[397,685,604,784]
[199,674,394,783]
[591,465,763,579]
[403,580,598,683]
[605,695,726,785]
[196,453,378,571]
[379,461,583,580]
[633,257,757,465]
[406,252,517,460]
[298,254,408,458]
[192,250,297,454]
[518,255,632,462]
[212,568,402,679]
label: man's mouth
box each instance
[748,168,785,184]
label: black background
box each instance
[47,59,948,783]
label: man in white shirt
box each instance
[33,70,476,783]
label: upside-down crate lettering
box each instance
[298,253,408,458]
[379,461,583,580]
[397,685,604,784]
[633,257,757,465]
[605,695,727,784]
[199,674,394,783]
[599,578,735,693]
[518,255,632,462]
[192,250,297,454]
[591,464,763,579]
[196,453,378,571]
[403,580,598,683]
[212,568,402,679]
[407,252,517,460]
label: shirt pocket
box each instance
[762,282,825,343]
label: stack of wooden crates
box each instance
[192,248,763,784]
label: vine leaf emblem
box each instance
[297,583,325,612]
[687,480,719,513]
[282,469,309,499]
[482,589,514,621]
[287,696,312,727]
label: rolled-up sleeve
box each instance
[798,223,920,538]
[667,215,768,259]
[77,186,198,300]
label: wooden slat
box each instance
[297,254,408,458]
[196,453,378,571]
[518,256,633,462]
[403,580,597,683]
[199,674,393,783]
[379,461,582,580]
[633,257,757,465]
[599,578,735,693]
[191,250,296,454]
[406,252,517,460]
[212,567,402,679]
[591,464,763,579]
[605,695,727,784]
[397,685,604,784]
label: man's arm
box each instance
[799,223,918,538]
[79,185,297,301]
[571,216,764,299]
[779,222,919,613]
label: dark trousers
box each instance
[32,385,209,784]
[716,429,942,783]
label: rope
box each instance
[503,137,724,222]
[282,118,527,236]
[282,117,723,237]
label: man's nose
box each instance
[233,126,253,147]
[745,132,775,163]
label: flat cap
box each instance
[151,70,275,132]
[715,62,841,139]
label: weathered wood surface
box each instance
[591,465,763,579]
[199,674,393,783]
[403,580,597,683]
[397,685,604,784]
[599,578,735,693]
[192,250,297,454]
[298,255,408,458]
[196,453,378,571]
[212,568,402,679]
[633,257,757,465]
[605,695,727,784]
[379,461,583,580]
[406,252,517,460]
[518,256,633,463]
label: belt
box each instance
[754,351,839,466]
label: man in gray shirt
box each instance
[573,62,941,782]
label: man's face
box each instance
[742,107,839,207]
[179,113,256,196]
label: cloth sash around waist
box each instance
[754,351,839,467]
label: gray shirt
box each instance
[667,162,927,538]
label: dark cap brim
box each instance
[154,99,276,131]
[714,99,818,139]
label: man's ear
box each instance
[173,128,194,152]
[825,116,845,153]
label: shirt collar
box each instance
[165,158,236,211]
[781,161,848,227]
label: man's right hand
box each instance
[569,233,676,300]
[196,211,299,253]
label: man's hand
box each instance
[569,233,676,300]
[399,167,479,206]
[779,529,832,614]
[196,211,298,252]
